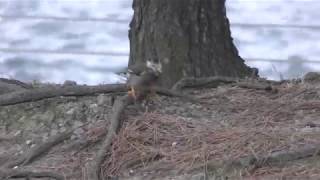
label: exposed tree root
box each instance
[0,135,17,142]
[189,145,320,177]
[61,131,107,154]
[0,108,123,180]
[0,129,74,179]
[172,76,238,91]
[0,83,197,106]
[172,76,277,92]
[3,130,73,169]
[0,84,127,106]
[89,95,134,180]
[0,169,64,180]
[233,82,275,92]
[0,78,33,89]
[154,87,198,102]
[0,81,196,180]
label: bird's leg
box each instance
[141,88,159,113]
[131,86,136,100]
[148,86,160,102]
[142,100,149,113]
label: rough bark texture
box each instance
[128,0,254,88]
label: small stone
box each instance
[97,94,113,106]
[43,135,49,142]
[26,140,32,145]
[73,121,84,128]
[89,104,99,113]
[63,80,77,86]
[70,135,77,140]
[14,130,22,136]
[74,128,85,137]
[172,142,177,147]
[301,127,312,133]
[60,127,67,132]
[51,129,58,136]
[66,108,75,115]
[303,72,320,83]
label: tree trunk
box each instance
[128,0,254,88]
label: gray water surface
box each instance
[0,0,319,84]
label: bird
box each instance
[126,60,162,101]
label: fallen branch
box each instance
[0,84,127,106]
[3,130,73,169]
[0,169,64,180]
[89,95,134,180]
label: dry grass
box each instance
[97,83,320,179]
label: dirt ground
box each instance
[2,80,320,180]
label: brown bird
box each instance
[127,61,161,101]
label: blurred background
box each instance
[0,0,319,85]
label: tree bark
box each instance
[128,0,255,88]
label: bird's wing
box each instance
[126,74,140,86]
[128,63,147,75]
[138,72,158,86]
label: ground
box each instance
[1,79,320,180]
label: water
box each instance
[0,0,319,84]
